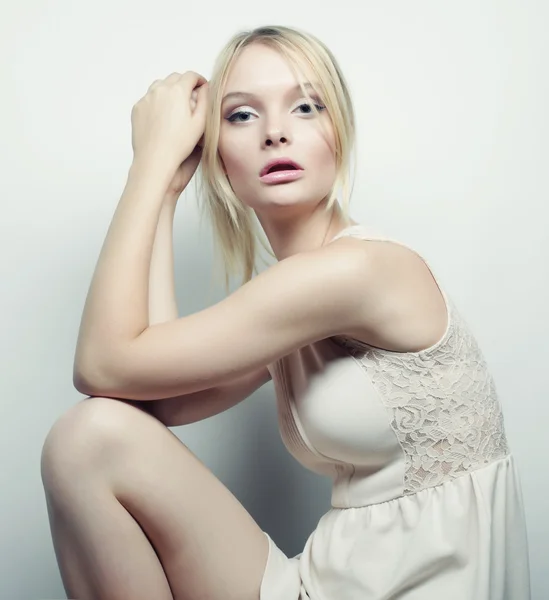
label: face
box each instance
[217,43,337,220]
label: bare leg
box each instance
[41,396,270,600]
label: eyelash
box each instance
[226,102,326,123]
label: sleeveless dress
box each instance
[259,224,531,600]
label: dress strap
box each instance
[330,224,401,245]
[330,225,441,281]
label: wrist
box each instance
[160,195,179,213]
[129,153,178,187]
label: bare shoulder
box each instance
[331,236,449,353]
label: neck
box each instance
[257,202,359,261]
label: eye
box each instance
[225,100,326,124]
[296,101,326,115]
[226,108,256,123]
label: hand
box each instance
[131,71,209,171]
[164,144,203,200]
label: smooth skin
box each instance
[41,61,273,599]
[41,392,271,600]
[41,40,448,600]
[40,46,296,600]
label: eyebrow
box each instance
[221,82,320,105]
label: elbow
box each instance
[73,340,124,396]
[73,363,100,396]
[72,357,113,397]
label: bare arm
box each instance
[114,194,271,425]
[151,364,271,427]
[124,196,179,419]
[148,199,179,326]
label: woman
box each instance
[41,25,530,599]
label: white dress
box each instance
[259,225,531,600]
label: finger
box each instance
[180,71,208,95]
[193,81,209,118]
[148,72,183,92]
[147,79,163,92]
[165,72,183,81]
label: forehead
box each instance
[223,43,314,94]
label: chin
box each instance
[259,195,329,216]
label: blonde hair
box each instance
[194,25,357,293]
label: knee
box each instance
[40,396,152,487]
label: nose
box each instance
[264,129,289,147]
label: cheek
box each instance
[311,144,337,193]
[304,120,336,164]
[218,134,251,178]
[313,138,337,175]
[223,154,247,176]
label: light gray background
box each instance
[2,1,547,598]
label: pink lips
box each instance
[259,157,304,184]
[260,158,303,177]
[260,170,304,184]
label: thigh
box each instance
[42,396,270,600]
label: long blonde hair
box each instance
[194,25,357,294]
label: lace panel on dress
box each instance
[332,299,510,495]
